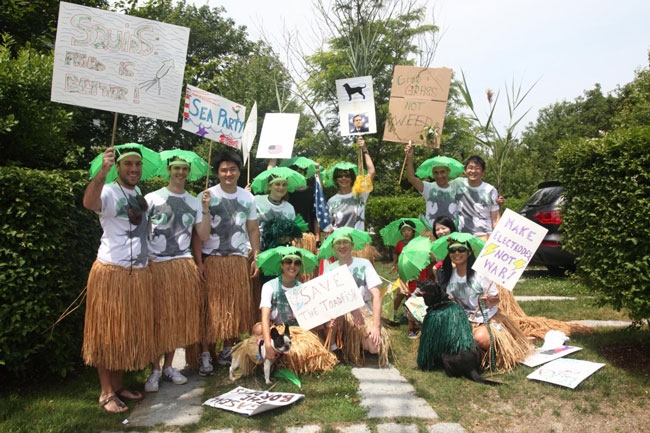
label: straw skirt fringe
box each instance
[352,244,379,266]
[82,261,154,371]
[278,326,338,375]
[203,255,254,343]
[150,259,201,355]
[476,311,533,372]
[341,310,392,367]
[294,232,318,254]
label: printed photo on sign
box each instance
[336,76,376,137]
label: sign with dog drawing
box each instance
[204,386,304,416]
[473,209,548,290]
[336,76,377,137]
[285,265,365,330]
[182,85,246,148]
[256,113,300,159]
[383,66,452,147]
[51,2,189,122]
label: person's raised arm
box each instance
[358,136,375,183]
[405,143,424,193]
[247,219,261,278]
[267,158,277,170]
[83,147,115,211]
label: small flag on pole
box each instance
[314,172,331,230]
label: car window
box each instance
[524,186,564,207]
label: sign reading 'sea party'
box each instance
[51,2,190,122]
[473,208,548,290]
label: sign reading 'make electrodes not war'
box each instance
[51,2,190,122]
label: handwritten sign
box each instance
[204,386,304,417]
[527,358,605,389]
[51,2,189,122]
[383,66,452,147]
[286,265,365,330]
[522,346,583,368]
[182,85,246,148]
[256,113,300,159]
[473,208,548,290]
[335,76,376,137]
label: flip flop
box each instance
[115,388,144,401]
[99,395,127,413]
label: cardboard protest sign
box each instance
[286,265,365,330]
[472,208,548,290]
[527,358,605,389]
[241,102,258,165]
[51,2,189,122]
[336,76,376,136]
[204,386,304,417]
[383,66,452,147]
[256,113,300,159]
[182,85,246,148]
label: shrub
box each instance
[557,127,650,323]
[0,168,100,379]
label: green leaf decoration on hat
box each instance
[279,157,317,179]
[157,149,210,181]
[257,246,318,277]
[431,232,485,261]
[89,143,162,183]
[415,156,464,180]
[379,218,427,247]
[251,167,306,194]
[317,227,371,259]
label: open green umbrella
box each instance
[250,167,307,194]
[379,218,427,247]
[415,156,464,180]
[257,246,319,277]
[397,236,434,282]
[323,162,359,187]
[317,227,371,259]
[89,143,162,183]
[279,157,317,179]
[431,232,485,261]
[157,149,210,182]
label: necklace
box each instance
[268,195,283,205]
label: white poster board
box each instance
[203,386,304,417]
[286,265,365,330]
[473,208,548,290]
[256,113,300,159]
[51,2,189,122]
[404,295,427,324]
[241,102,258,165]
[527,358,605,389]
[182,85,246,148]
[336,76,376,136]
[522,346,583,368]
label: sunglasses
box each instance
[127,195,148,225]
[281,258,302,267]
[448,247,469,254]
[335,173,352,179]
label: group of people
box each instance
[82,136,525,414]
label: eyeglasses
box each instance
[335,173,352,179]
[448,247,468,254]
[127,194,148,225]
[282,258,302,267]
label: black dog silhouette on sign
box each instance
[342,83,366,101]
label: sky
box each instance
[199,0,650,130]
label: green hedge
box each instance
[557,127,650,322]
[366,196,425,258]
[0,168,100,379]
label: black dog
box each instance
[416,279,501,386]
[342,83,366,101]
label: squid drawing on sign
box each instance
[139,59,175,95]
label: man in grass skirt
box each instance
[192,150,261,375]
[82,146,154,414]
[143,156,212,392]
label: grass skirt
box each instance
[82,261,154,371]
[203,255,254,343]
[277,326,338,375]
[352,244,379,266]
[150,259,201,355]
[341,309,392,367]
[294,232,318,254]
[475,310,533,372]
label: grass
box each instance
[2,263,649,433]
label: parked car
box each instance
[519,181,575,274]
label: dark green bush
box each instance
[0,168,100,379]
[557,127,650,323]
[366,196,425,258]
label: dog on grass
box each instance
[229,326,291,384]
[416,279,501,386]
[342,83,366,100]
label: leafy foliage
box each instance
[0,168,101,379]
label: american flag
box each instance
[313,173,331,230]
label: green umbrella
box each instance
[157,149,210,182]
[431,232,485,261]
[250,167,307,194]
[415,156,464,180]
[397,236,434,282]
[317,227,371,259]
[379,218,427,247]
[323,162,358,187]
[89,143,162,183]
[279,157,317,179]
[257,246,318,277]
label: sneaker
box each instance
[408,331,418,339]
[216,347,232,366]
[162,366,188,385]
[199,352,214,376]
[144,369,161,392]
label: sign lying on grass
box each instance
[522,346,583,368]
[286,265,365,330]
[51,2,189,121]
[527,358,605,389]
[473,208,548,290]
[204,386,304,417]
